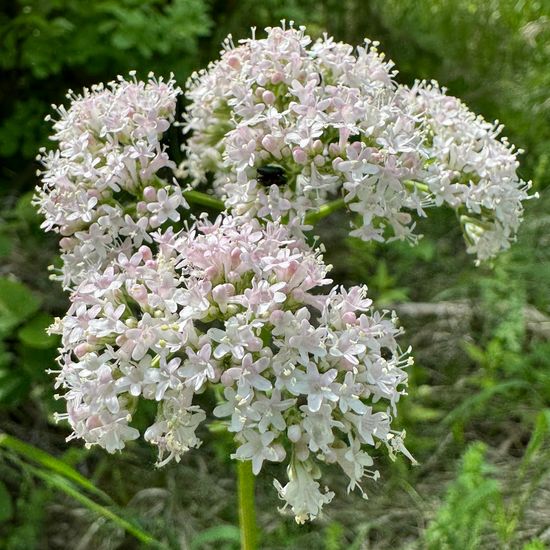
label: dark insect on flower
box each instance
[257,164,287,186]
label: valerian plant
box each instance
[34,23,535,532]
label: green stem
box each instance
[183,190,225,211]
[404,180,430,194]
[29,466,164,548]
[182,183,430,226]
[0,433,110,502]
[181,179,432,221]
[237,460,257,550]
[304,197,347,226]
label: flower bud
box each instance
[139,245,153,262]
[271,71,284,84]
[288,425,302,443]
[292,147,307,165]
[74,343,91,358]
[342,311,357,325]
[143,186,157,202]
[59,237,74,250]
[262,90,276,105]
[227,56,241,70]
[261,135,278,154]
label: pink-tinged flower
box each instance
[249,390,296,433]
[35,73,184,287]
[117,313,159,361]
[208,316,264,360]
[274,460,335,524]
[146,186,184,227]
[222,353,272,397]
[179,343,219,391]
[182,24,534,260]
[47,211,413,523]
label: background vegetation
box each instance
[1,1,549,548]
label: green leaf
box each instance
[0,480,13,523]
[520,409,550,473]
[17,342,57,379]
[324,521,345,550]
[444,380,530,425]
[423,442,502,550]
[462,342,487,365]
[523,540,547,550]
[0,369,30,406]
[0,234,12,258]
[18,313,57,349]
[15,192,39,224]
[0,277,41,327]
[408,404,444,422]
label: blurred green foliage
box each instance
[1,0,550,548]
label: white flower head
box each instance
[49,213,413,522]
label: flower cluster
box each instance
[35,23,535,524]
[51,215,412,522]
[401,81,534,261]
[34,72,187,287]
[182,24,534,259]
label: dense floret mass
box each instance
[34,73,187,287]
[51,215,412,522]
[183,24,534,260]
[401,81,532,260]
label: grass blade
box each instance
[0,433,111,502]
[27,465,166,548]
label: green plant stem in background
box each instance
[182,187,433,227]
[237,460,257,550]
[404,180,430,194]
[298,181,431,226]
[182,182,433,224]
[182,189,350,226]
[29,466,165,548]
[304,197,347,225]
[183,190,225,211]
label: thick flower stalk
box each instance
[50,215,413,522]
[34,72,187,288]
[182,24,534,260]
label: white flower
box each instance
[290,363,339,412]
[117,313,160,361]
[43,108,417,522]
[249,390,296,433]
[34,73,185,286]
[232,430,286,474]
[222,353,272,398]
[146,186,184,227]
[208,316,263,360]
[274,460,335,523]
[328,437,378,494]
[179,343,219,391]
